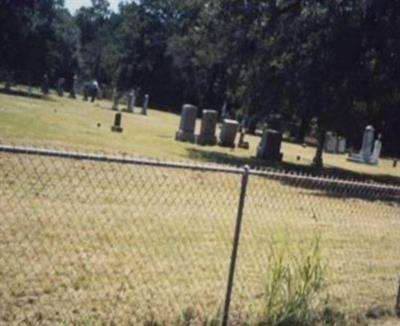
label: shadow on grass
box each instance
[0,88,56,102]
[187,148,400,203]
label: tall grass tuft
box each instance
[261,236,324,326]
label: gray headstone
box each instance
[361,125,375,160]
[175,104,198,143]
[369,137,382,165]
[197,110,218,145]
[127,89,136,113]
[219,119,239,147]
[257,129,283,161]
[347,125,379,164]
[324,132,337,153]
[337,137,346,154]
[142,94,149,115]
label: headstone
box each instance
[57,78,65,97]
[175,104,198,143]
[127,89,136,113]
[256,129,283,161]
[41,74,49,95]
[27,85,33,96]
[348,125,381,165]
[69,75,77,99]
[360,125,375,161]
[142,94,149,115]
[111,112,123,132]
[196,110,218,145]
[337,137,346,154]
[324,132,347,154]
[369,136,382,165]
[219,119,239,147]
[324,132,338,153]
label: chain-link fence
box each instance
[1,144,399,325]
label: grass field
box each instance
[1,89,400,325]
[0,88,399,182]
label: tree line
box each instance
[1,0,399,162]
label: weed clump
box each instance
[261,236,324,326]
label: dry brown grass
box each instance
[1,152,399,325]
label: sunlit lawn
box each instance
[0,88,398,181]
[0,88,400,325]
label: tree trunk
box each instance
[312,127,326,168]
[296,114,310,143]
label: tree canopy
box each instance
[1,0,399,161]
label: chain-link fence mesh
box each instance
[0,145,399,325]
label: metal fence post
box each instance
[396,277,400,318]
[221,165,250,326]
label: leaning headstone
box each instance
[57,78,65,97]
[127,89,136,113]
[219,119,239,147]
[257,129,283,161]
[197,110,218,145]
[111,112,123,132]
[175,104,198,143]
[142,94,149,115]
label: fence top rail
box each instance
[1,144,399,192]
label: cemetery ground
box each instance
[0,89,399,182]
[0,89,400,325]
